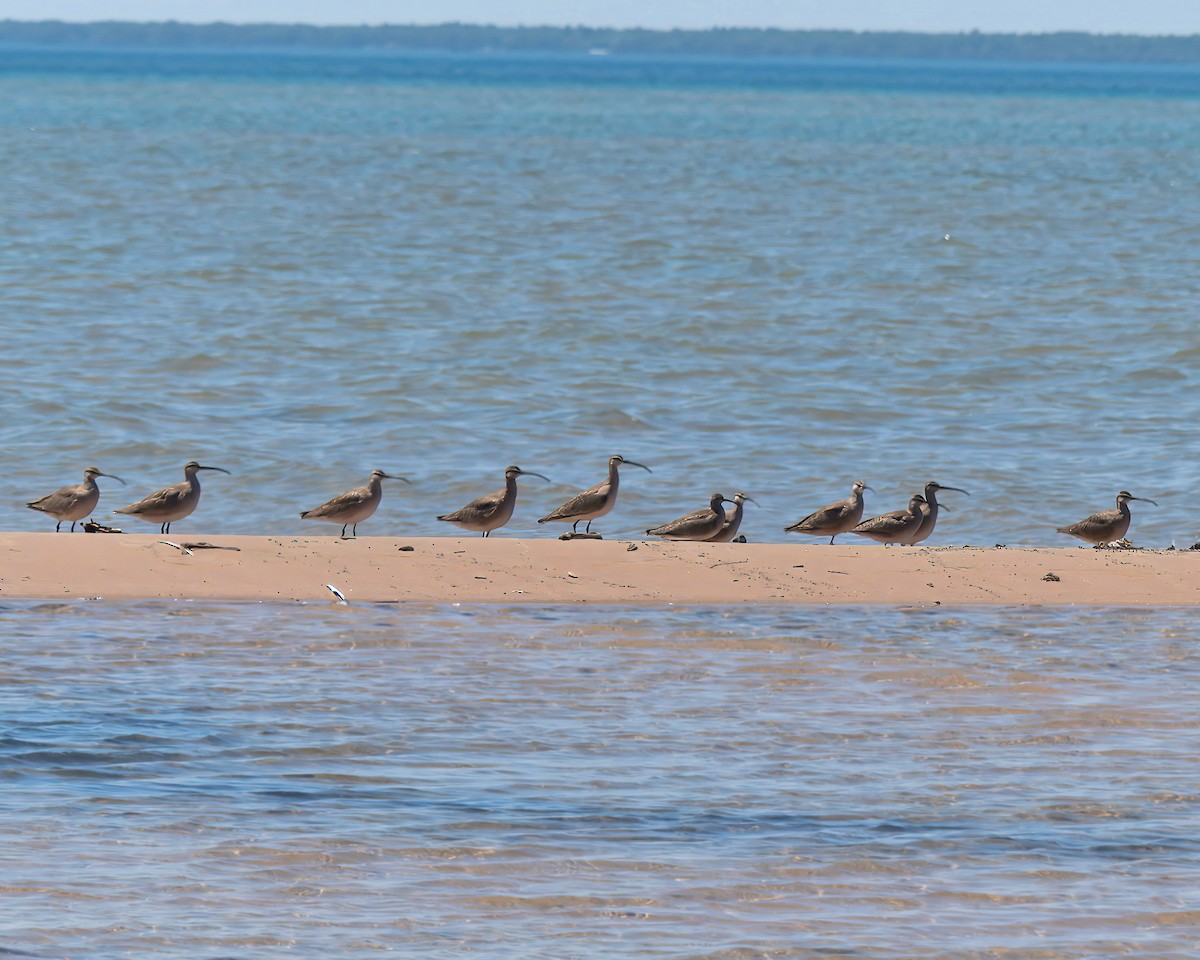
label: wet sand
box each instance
[1,533,1197,604]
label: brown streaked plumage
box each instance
[706,492,758,542]
[909,481,970,545]
[27,466,126,532]
[785,480,872,544]
[538,455,651,534]
[115,461,229,534]
[647,492,735,541]
[300,469,408,538]
[437,465,550,537]
[849,494,927,545]
[1056,490,1157,545]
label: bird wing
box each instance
[648,507,713,535]
[28,485,81,512]
[790,500,847,530]
[853,509,909,533]
[117,482,188,514]
[540,479,610,521]
[1058,509,1117,535]
[304,486,370,518]
[465,489,505,513]
[440,489,505,522]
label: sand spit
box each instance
[1,533,1198,605]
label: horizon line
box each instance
[2,19,1198,40]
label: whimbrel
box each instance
[646,492,735,541]
[706,492,758,542]
[301,469,408,538]
[27,466,126,532]
[784,480,872,543]
[538,455,650,534]
[1056,490,1157,546]
[909,481,970,545]
[115,461,230,534]
[437,465,550,537]
[849,494,927,545]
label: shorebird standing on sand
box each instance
[300,469,409,538]
[909,481,969,544]
[784,480,872,543]
[27,466,126,531]
[538,454,651,535]
[437,465,550,537]
[115,461,230,534]
[706,492,757,542]
[1056,490,1157,546]
[646,492,736,541]
[849,494,927,545]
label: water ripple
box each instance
[1,602,1199,954]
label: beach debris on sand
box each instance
[83,522,123,534]
[157,540,241,556]
[325,583,349,604]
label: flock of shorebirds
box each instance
[23,455,1159,547]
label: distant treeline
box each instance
[2,20,1199,64]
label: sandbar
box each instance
[1,533,1197,605]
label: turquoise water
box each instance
[2,49,1199,545]
[2,49,1200,956]
[3,600,1200,957]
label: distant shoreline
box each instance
[2,20,1200,66]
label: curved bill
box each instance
[515,469,551,482]
[379,472,411,483]
[939,485,969,495]
[99,471,127,485]
[622,459,651,473]
[740,495,760,507]
[1131,495,1159,506]
[197,465,231,475]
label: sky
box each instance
[2,1,1198,36]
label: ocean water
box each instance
[2,49,1199,545]
[3,600,1200,958]
[2,48,1200,958]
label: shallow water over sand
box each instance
[3,601,1200,957]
